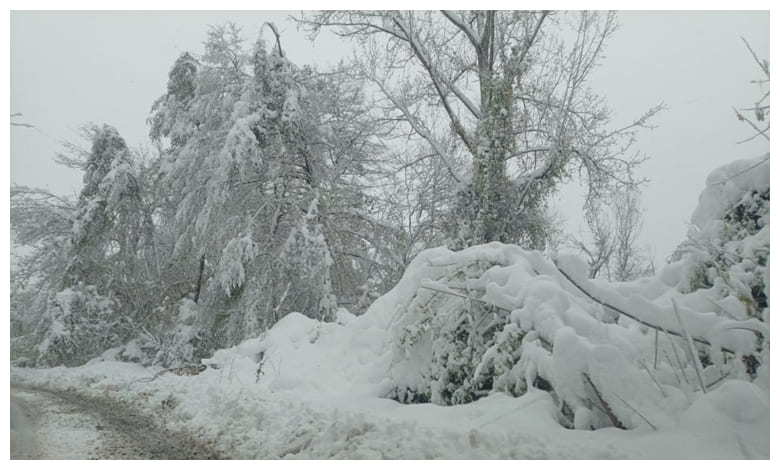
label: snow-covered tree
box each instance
[67,125,150,288]
[301,11,660,249]
[380,42,769,423]
[11,125,157,365]
[10,187,75,364]
[144,25,389,359]
[149,52,199,148]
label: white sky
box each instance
[8,10,770,264]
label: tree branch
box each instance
[515,11,550,69]
[441,10,482,53]
[370,75,462,183]
[390,14,477,153]
[733,106,770,141]
[741,36,769,79]
[554,261,736,355]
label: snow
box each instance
[12,250,769,457]
[11,388,106,459]
[10,152,769,459]
[691,154,769,229]
[11,240,770,458]
[216,235,259,297]
[11,332,768,459]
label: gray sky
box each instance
[568,10,770,263]
[9,10,770,263]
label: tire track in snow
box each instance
[10,384,225,459]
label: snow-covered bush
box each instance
[675,156,769,316]
[386,246,639,428]
[382,227,767,429]
[381,155,770,429]
[670,155,769,382]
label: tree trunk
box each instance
[472,75,513,244]
[193,253,206,304]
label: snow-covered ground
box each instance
[11,303,769,459]
[12,387,116,459]
[10,384,224,459]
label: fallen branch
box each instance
[418,283,511,312]
[554,263,735,355]
[128,364,206,386]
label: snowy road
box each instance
[10,384,224,459]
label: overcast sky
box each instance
[9,10,770,264]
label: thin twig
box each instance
[639,359,666,398]
[736,128,771,145]
[733,106,770,141]
[672,299,707,394]
[707,154,769,186]
[613,393,657,431]
[706,373,731,390]
[702,296,739,320]
[742,36,769,78]
[662,328,690,386]
[663,350,683,386]
[417,284,511,312]
[583,373,626,430]
[653,329,659,369]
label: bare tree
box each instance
[300,10,661,248]
[569,207,615,280]
[569,188,654,281]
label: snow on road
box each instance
[10,384,224,459]
[10,392,40,459]
[11,386,112,459]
